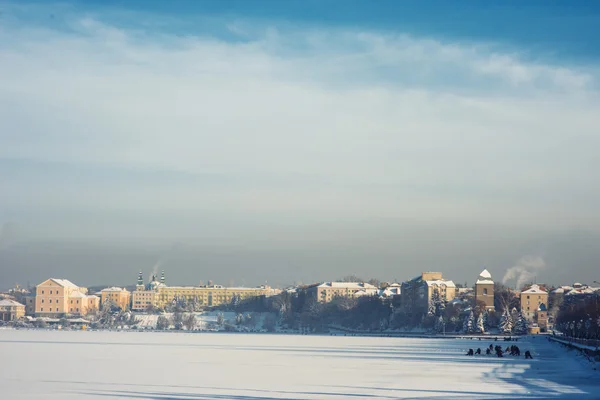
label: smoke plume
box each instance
[502,255,546,289]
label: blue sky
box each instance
[1,1,600,288]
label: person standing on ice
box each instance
[525,350,533,359]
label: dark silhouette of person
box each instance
[486,348,491,355]
[466,349,474,356]
[525,350,533,359]
[496,348,504,357]
[475,348,481,355]
[489,344,494,351]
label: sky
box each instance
[1,1,600,290]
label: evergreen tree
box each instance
[428,290,441,316]
[512,312,529,335]
[477,312,485,333]
[435,315,445,333]
[463,310,475,334]
[499,309,513,334]
[482,310,489,331]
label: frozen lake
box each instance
[1,330,598,399]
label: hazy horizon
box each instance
[2,1,600,291]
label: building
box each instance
[401,272,457,317]
[24,296,36,316]
[0,299,25,321]
[474,269,495,311]
[520,284,548,322]
[34,279,99,317]
[307,282,378,303]
[100,287,131,311]
[131,271,278,311]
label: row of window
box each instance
[40,308,60,312]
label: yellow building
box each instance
[307,282,379,303]
[100,287,131,311]
[0,299,25,321]
[131,271,278,311]
[520,284,548,322]
[35,278,99,317]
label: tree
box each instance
[156,315,170,330]
[263,313,277,332]
[429,289,441,316]
[499,309,513,334]
[482,310,489,331]
[477,312,485,333]
[463,311,475,334]
[435,315,446,334]
[172,312,184,330]
[183,313,196,331]
[494,283,519,313]
[512,312,529,335]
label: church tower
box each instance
[475,269,495,311]
[136,270,144,291]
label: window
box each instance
[76,308,79,312]
[42,299,44,303]
[41,308,44,311]
[483,288,488,295]
[49,299,52,303]
[42,290,44,294]
[56,308,59,312]
[527,295,530,299]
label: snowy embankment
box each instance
[2,330,600,399]
[548,335,600,365]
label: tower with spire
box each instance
[475,268,495,311]
[161,270,165,285]
[136,270,144,291]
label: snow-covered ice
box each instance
[1,330,598,399]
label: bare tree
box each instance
[183,313,196,331]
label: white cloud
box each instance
[1,12,600,238]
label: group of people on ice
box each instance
[466,343,533,359]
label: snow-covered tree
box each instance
[477,312,485,333]
[512,312,529,335]
[428,289,440,316]
[435,315,446,334]
[499,309,513,334]
[463,310,475,334]
[482,310,489,331]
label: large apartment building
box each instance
[401,272,457,317]
[35,279,99,317]
[131,271,278,311]
[306,282,378,303]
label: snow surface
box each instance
[1,330,599,399]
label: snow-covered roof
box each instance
[86,295,99,299]
[50,279,79,288]
[425,280,456,288]
[69,291,86,298]
[521,284,547,294]
[318,282,378,289]
[100,287,128,292]
[353,288,378,297]
[476,269,494,284]
[0,299,25,307]
[379,287,401,297]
